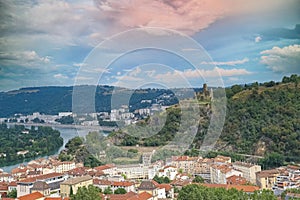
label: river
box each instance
[0,126,106,173]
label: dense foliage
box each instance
[70,185,101,200]
[58,136,103,168]
[0,124,63,167]
[6,189,17,198]
[221,75,300,165]
[178,184,277,200]
[153,175,171,184]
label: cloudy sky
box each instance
[0,0,299,91]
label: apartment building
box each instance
[232,161,261,184]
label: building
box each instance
[94,164,117,176]
[171,156,200,174]
[158,166,177,180]
[17,173,66,197]
[17,191,44,200]
[52,161,76,173]
[210,164,243,184]
[117,164,148,179]
[93,179,136,193]
[195,84,212,101]
[226,175,248,185]
[30,181,50,196]
[138,180,159,200]
[232,162,261,184]
[256,169,279,189]
[194,158,214,181]
[60,175,93,198]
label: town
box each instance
[0,152,299,200]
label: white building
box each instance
[17,172,67,197]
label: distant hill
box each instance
[0,85,194,117]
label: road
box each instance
[7,122,117,132]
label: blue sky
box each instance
[0,0,299,91]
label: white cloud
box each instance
[255,36,262,43]
[73,63,87,67]
[260,44,300,73]
[0,51,51,68]
[54,73,68,79]
[155,67,252,79]
[201,58,249,66]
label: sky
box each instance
[0,0,299,91]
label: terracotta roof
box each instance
[175,156,198,162]
[18,172,63,183]
[211,164,233,174]
[18,191,44,200]
[106,191,137,200]
[11,167,27,174]
[8,181,17,187]
[256,169,279,178]
[67,167,89,176]
[94,164,114,171]
[158,184,172,191]
[226,175,247,185]
[61,175,92,185]
[0,184,8,190]
[202,184,259,193]
[163,166,176,169]
[127,192,152,200]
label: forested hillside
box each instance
[0,86,180,117]
[220,75,300,162]
[110,75,300,165]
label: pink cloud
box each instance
[94,0,288,35]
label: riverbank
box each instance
[1,125,110,173]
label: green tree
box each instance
[114,188,127,194]
[153,175,170,184]
[192,176,204,183]
[71,185,101,200]
[6,189,17,198]
[103,187,113,194]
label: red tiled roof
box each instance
[0,184,8,191]
[158,184,172,191]
[226,175,247,185]
[94,164,114,171]
[18,172,63,183]
[8,181,17,187]
[106,191,137,200]
[127,192,152,200]
[11,167,27,174]
[18,191,44,200]
[175,156,198,162]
